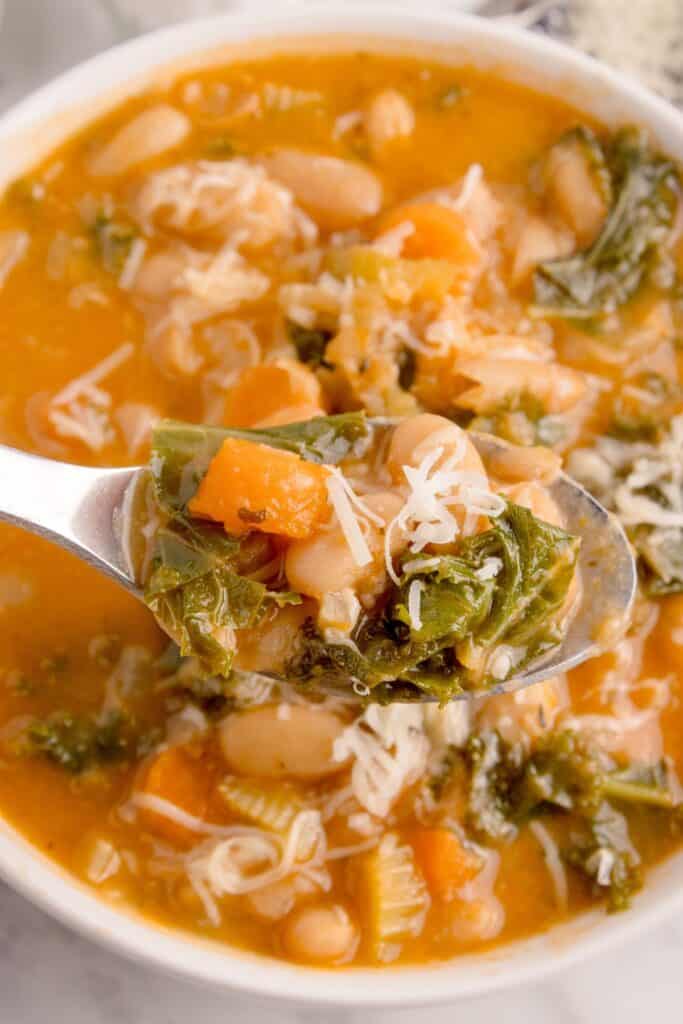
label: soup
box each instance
[0,51,682,968]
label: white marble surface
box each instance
[0,1,682,1020]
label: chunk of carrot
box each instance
[138,746,209,847]
[378,202,482,281]
[189,436,330,540]
[410,827,483,901]
[224,361,323,428]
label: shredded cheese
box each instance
[134,158,296,248]
[529,820,569,910]
[86,838,122,885]
[384,443,505,584]
[185,809,327,925]
[325,468,384,568]
[333,705,429,819]
[118,237,147,289]
[476,557,503,582]
[51,342,134,408]
[407,578,425,631]
[451,163,484,213]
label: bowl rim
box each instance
[2,3,683,1007]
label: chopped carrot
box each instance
[410,827,483,901]
[138,746,210,847]
[189,436,330,540]
[378,202,481,284]
[255,402,326,428]
[224,361,323,428]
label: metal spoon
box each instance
[0,435,636,698]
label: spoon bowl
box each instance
[0,431,636,699]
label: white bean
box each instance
[454,357,586,415]
[284,491,404,600]
[504,480,563,526]
[487,444,562,485]
[259,148,383,230]
[281,902,358,963]
[89,105,190,178]
[386,413,486,483]
[511,215,574,285]
[219,704,348,780]
[450,897,505,944]
[546,138,607,246]
[234,602,314,674]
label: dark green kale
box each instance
[565,802,643,912]
[457,728,677,911]
[151,413,371,512]
[144,516,299,677]
[571,419,683,596]
[286,320,334,368]
[154,643,236,717]
[534,126,679,317]
[91,211,137,275]
[463,728,677,841]
[26,710,140,774]
[286,502,580,700]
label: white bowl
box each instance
[1,4,682,1008]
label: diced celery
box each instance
[362,832,430,961]
[219,776,315,860]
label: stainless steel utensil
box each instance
[0,433,636,698]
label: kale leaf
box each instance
[457,727,676,911]
[534,127,679,317]
[151,414,371,512]
[287,502,580,700]
[570,420,683,596]
[565,802,643,912]
[144,516,299,677]
[26,710,140,774]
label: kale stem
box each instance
[602,777,676,809]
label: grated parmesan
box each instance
[325,468,384,568]
[47,342,135,453]
[451,163,484,213]
[384,443,505,584]
[407,579,425,631]
[529,820,568,910]
[333,705,429,819]
[118,237,148,289]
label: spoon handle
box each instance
[0,443,139,591]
